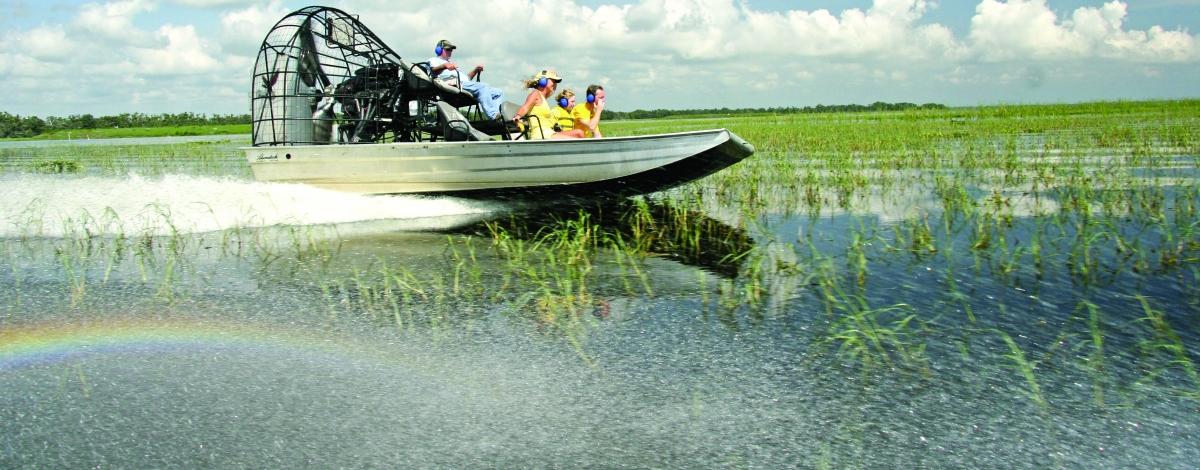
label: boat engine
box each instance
[250,7,419,146]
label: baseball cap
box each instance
[534,70,562,82]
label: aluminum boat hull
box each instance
[244,129,753,199]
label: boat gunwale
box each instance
[241,128,734,152]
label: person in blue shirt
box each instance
[428,39,504,119]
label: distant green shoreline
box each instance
[0,123,251,142]
[2,99,1196,141]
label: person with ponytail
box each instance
[512,70,583,139]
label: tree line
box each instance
[0,112,251,138]
[605,102,946,120]
[2,101,945,138]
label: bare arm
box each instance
[430,61,457,75]
[578,103,604,137]
[466,64,483,80]
[513,91,540,121]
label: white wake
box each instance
[0,174,503,238]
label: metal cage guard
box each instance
[251,6,495,146]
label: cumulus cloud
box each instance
[970,0,1197,62]
[5,25,75,60]
[74,0,155,41]
[134,24,223,75]
[327,0,971,99]
[0,51,71,78]
[1,0,1197,115]
[218,0,291,52]
[170,0,256,7]
[738,0,965,60]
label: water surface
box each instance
[2,110,1199,467]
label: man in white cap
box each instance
[428,39,505,119]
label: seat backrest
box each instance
[435,101,490,142]
[499,101,520,122]
[400,60,435,94]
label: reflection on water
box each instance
[452,199,756,278]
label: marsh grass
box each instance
[0,140,247,177]
[629,100,1200,403]
[0,124,251,141]
[2,100,1198,409]
[993,329,1048,409]
[1135,296,1200,398]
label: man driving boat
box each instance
[428,39,505,119]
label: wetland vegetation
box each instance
[1,99,1198,467]
[0,111,250,140]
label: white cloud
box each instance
[623,0,741,58]
[631,0,968,62]
[170,0,256,7]
[4,25,75,60]
[74,0,155,42]
[969,0,1197,62]
[218,0,290,51]
[0,52,70,78]
[2,0,1198,116]
[134,24,223,74]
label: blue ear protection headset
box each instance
[435,42,447,56]
[537,77,548,88]
[558,97,569,107]
[586,92,596,104]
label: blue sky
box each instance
[1,0,1197,116]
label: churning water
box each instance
[0,173,503,237]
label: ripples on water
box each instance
[1,129,1199,467]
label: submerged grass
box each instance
[0,139,248,176]
[2,99,1198,409]
[602,99,1200,403]
[1135,296,1200,398]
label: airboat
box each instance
[247,6,754,199]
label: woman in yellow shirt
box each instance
[571,84,605,138]
[512,70,583,140]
